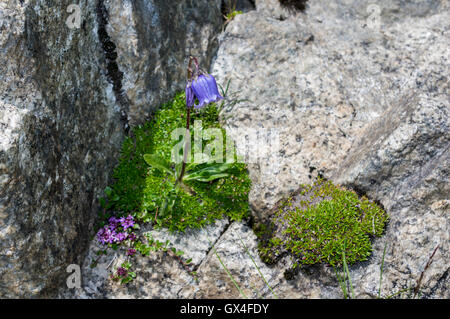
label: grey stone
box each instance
[104,0,223,125]
[180,221,341,299]
[209,0,449,298]
[64,0,449,299]
[0,0,222,297]
[4,0,448,299]
[61,219,229,299]
[0,0,124,298]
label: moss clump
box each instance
[258,178,389,267]
[101,92,251,232]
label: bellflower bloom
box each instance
[189,73,223,109]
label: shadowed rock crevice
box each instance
[96,0,130,133]
[0,0,126,297]
[222,0,256,16]
[106,0,223,125]
[278,0,308,11]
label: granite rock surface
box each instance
[0,0,222,297]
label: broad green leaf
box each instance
[184,163,233,181]
[175,162,183,180]
[187,173,230,182]
[99,197,107,208]
[159,191,178,217]
[104,186,113,197]
[143,154,174,176]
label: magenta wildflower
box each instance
[97,226,116,245]
[108,217,120,229]
[117,267,128,277]
[128,233,137,242]
[114,232,128,242]
[126,248,137,256]
[97,215,137,246]
[120,215,135,230]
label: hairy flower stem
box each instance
[187,56,199,79]
[177,106,190,185]
[176,56,198,186]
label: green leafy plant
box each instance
[223,0,243,27]
[258,178,389,268]
[102,74,250,233]
[111,261,136,285]
[144,153,232,188]
[95,57,251,284]
[142,56,243,218]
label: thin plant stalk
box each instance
[334,266,348,299]
[413,244,439,298]
[212,245,248,299]
[342,251,355,299]
[378,242,388,298]
[385,286,413,299]
[177,106,190,184]
[177,56,198,184]
[238,236,278,299]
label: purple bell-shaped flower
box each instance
[188,73,223,109]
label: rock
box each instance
[103,0,223,125]
[0,0,222,297]
[0,0,123,298]
[61,0,448,299]
[332,75,449,298]
[5,0,447,299]
[60,219,229,298]
[64,219,341,299]
[254,0,297,20]
[209,0,449,298]
[180,221,341,299]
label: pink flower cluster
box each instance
[97,215,137,245]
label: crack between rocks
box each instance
[192,218,233,273]
[96,0,130,134]
[180,219,235,298]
